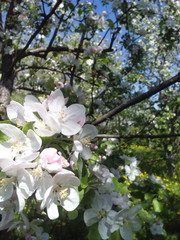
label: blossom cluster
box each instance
[0,89,166,239]
[84,163,142,240]
[0,89,97,236]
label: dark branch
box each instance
[93,73,180,125]
[15,86,48,94]
[96,133,180,139]
[44,15,64,58]
[20,46,113,58]
[70,31,86,86]
[16,66,62,73]
[12,0,63,65]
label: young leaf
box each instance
[113,177,128,194]
[152,198,163,212]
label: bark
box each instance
[92,73,180,125]
[0,0,63,120]
[0,0,18,120]
[0,85,11,120]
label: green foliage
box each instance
[87,223,101,240]
[112,177,129,194]
[22,121,34,134]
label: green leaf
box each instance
[80,164,89,189]
[22,121,34,134]
[79,189,84,201]
[67,210,78,220]
[107,19,114,29]
[101,58,109,65]
[11,93,25,104]
[109,230,121,240]
[81,174,88,189]
[87,223,101,240]
[0,120,12,124]
[0,130,10,142]
[144,193,155,200]
[46,78,55,91]
[152,198,163,212]
[139,208,152,222]
[167,145,172,151]
[77,157,83,179]
[112,177,128,194]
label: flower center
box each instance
[11,141,26,154]
[32,166,43,179]
[34,120,50,131]
[60,109,68,120]
[98,209,106,219]
[55,186,69,200]
[0,177,14,188]
[81,136,91,146]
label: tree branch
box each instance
[12,0,63,65]
[92,73,180,125]
[15,86,48,94]
[70,31,85,86]
[44,15,64,58]
[96,133,180,139]
[16,65,62,73]
[19,46,113,58]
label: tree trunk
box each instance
[0,53,15,120]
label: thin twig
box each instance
[96,133,180,139]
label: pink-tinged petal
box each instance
[45,114,62,133]
[24,95,47,119]
[47,201,59,220]
[46,89,65,112]
[62,121,82,136]
[27,103,47,119]
[78,115,86,126]
[61,188,80,211]
[40,148,59,164]
[46,162,67,172]
[66,104,86,122]
[40,148,69,172]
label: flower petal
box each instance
[84,209,98,226]
[61,188,80,211]
[47,201,59,220]
[46,89,65,112]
